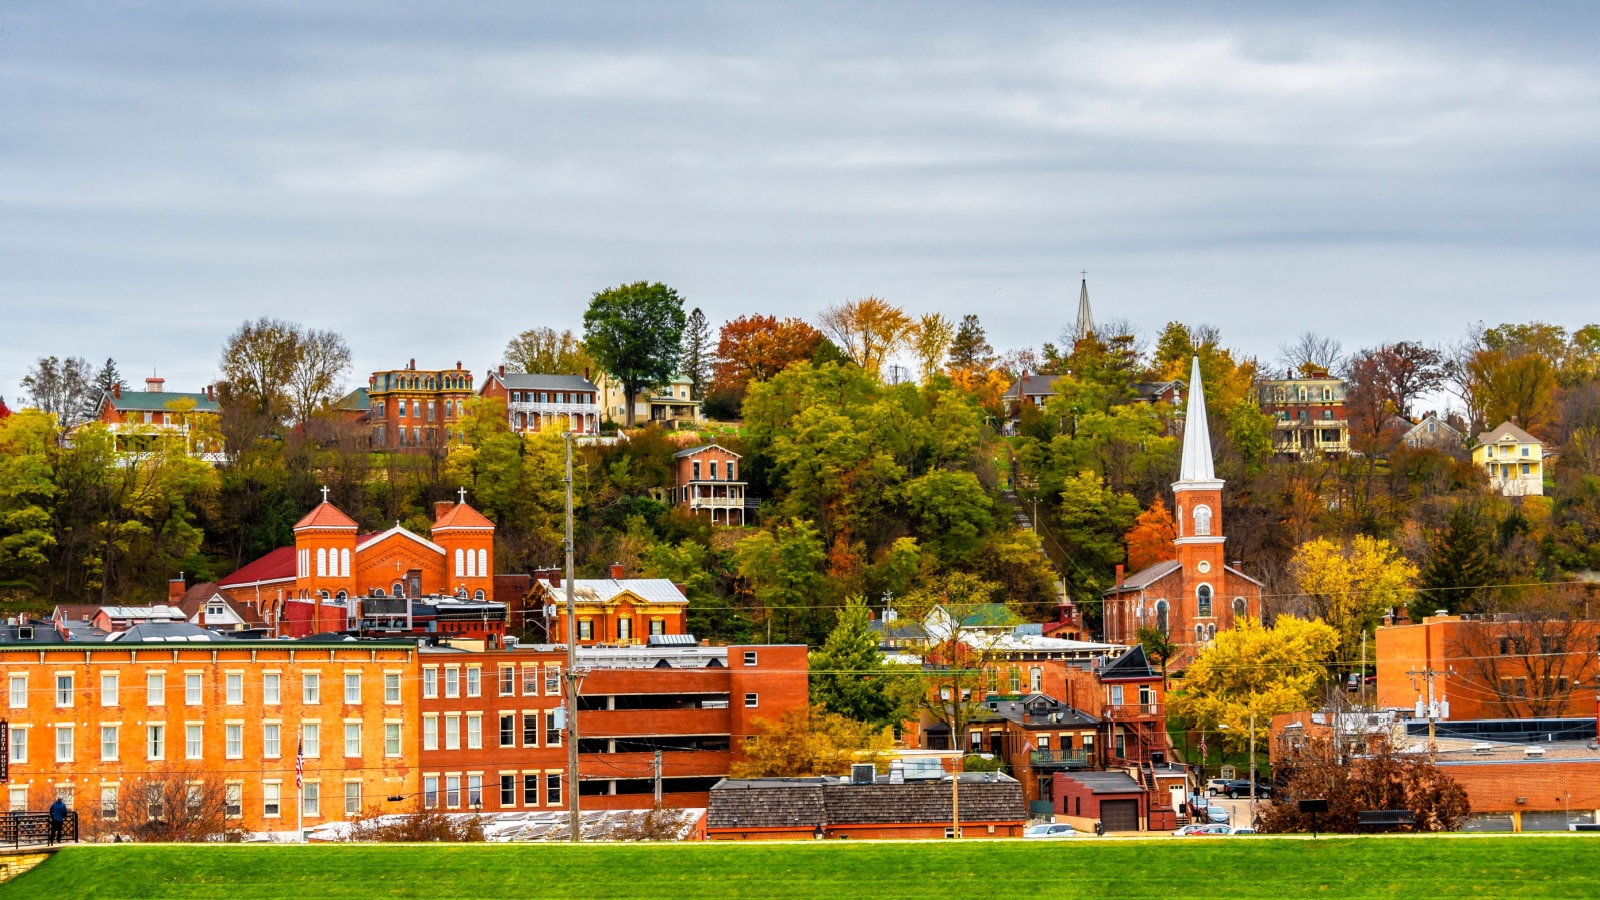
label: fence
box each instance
[0,811,78,848]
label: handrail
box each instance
[0,811,78,848]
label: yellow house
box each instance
[1472,421,1545,496]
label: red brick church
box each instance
[1102,356,1262,664]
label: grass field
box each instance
[5,835,1598,899]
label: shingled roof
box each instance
[707,774,1024,829]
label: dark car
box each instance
[1221,779,1273,799]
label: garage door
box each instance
[1100,799,1141,832]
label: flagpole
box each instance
[296,725,304,843]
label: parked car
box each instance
[1205,805,1231,824]
[1228,826,1257,835]
[1024,823,1078,839]
[1172,824,1212,836]
[1184,824,1232,836]
[1204,777,1231,796]
[1221,779,1273,799]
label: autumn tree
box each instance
[912,313,955,383]
[817,296,913,375]
[948,314,994,371]
[22,355,99,431]
[114,767,239,842]
[286,328,353,423]
[1124,497,1177,573]
[582,281,688,427]
[218,317,301,418]
[1469,346,1557,435]
[1290,536,1418,667]
[1276,332,1344,377]
[1171,615,1339,754]
[731,706,895,777]
[1446,588,1600,718]
[1260,733,1471,834]
[502,326,593,376]
[710,315,825,402]
[681,307,713,400]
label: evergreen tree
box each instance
[94,358,126,399]
[1416,503,1500,617]
[681,307,712,401]
[808,594,918,728]
[947,314,994,370]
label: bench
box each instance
[1356,810,1417,831]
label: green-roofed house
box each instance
[93,376,224,461]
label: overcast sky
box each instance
[4,1,1600,400]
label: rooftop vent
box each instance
[1525,746,1546,758]
[1472,743,1494,755]
[850,764,876,785]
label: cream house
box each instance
[1472,421,1545,496]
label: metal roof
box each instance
[493,373,598,391]
[101,390,221,413]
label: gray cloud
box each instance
[2,2,1599,396]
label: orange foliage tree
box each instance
[1124,497,1177,572]
[711,315,825,399]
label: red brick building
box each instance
[367,361,475,451]
[672,444,747,526]
[1103,356,1262,665]
[535,567,690,646]
[477,368,601,435]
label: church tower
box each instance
[432,490,497,599]
[1172,356,1226,640]
[293,488,358,600]
[1073,277,1094,344]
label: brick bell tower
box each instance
[293,487,358,600]
[431,488,496,599]
[1171,355,1226,649]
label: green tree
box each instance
[901,470,992,563]
[1054,470,1140,601]
[501,327,593,376]
[734,517,829,643]
[1137,624,1177,688]
[809,595,920,728]
[681,307,713,401]
[582,281,688,427]
[1417,503,1500,616]
[947,314,994,370]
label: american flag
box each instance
[295,736,304,789]
[1198,735,1208,761]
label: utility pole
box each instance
[653,750,663,805]
[1360,632,1368,708]
[951,751,961,840]
[564,431,581,842]
[1406,666,1451,761]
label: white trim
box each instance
[356,526,446,556]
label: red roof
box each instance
[218,546,296,587]
[432,502,495,530]
[294,502,358,531]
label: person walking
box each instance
[47,797,67,846]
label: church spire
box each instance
[1074,276,1094,342]
[1178,355,1215,482]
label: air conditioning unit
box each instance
[850,763,876,785]
[1524,745,1546,757]
[1472,743,1493,755]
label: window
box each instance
[693,461,701,480]
[304,723,321,758]
[186,723,203,759]
[467,714,482,749]
[7,787,22,812]
[545,710,561,746]
[220,672,242,705]
[8,674,25,708]
[1233,597,1247,623]
[385,673,401,704]
[1030,667,1043,693]
[225,783,242,818]
[147,724,165,760]
[1193,505,1212,537]
[446,776,461,808]
[263,673,280,705]
[185,782,204,816]
[478,549,488,579]
[523,713,539,747]
[500,714,516,748]
[744,692,759,708]
[523,666,539,696]
[345,673,361,705]
[618,617,632,641]
[303,782,320,817]
[1195,624,1204,643]
[501,774,516,807]
[385,723,401,757]
[56,724,74,762]
[524,774,539,806]
[317,547,327,578]
[650,619,665,636]
[101,673,119,707]
[743,651,758,666]
[304,673,321,704]
[399,399,407,418]
[424,716,439,750]
[1155,600,1169,636]
[263,782,281,817]
[345,782,362,817]
[468,775,482,808]
[546,774,562,807]
[147,784,165,821]
[424,777,439,809]
[1522,463,1532,475]
[226,724,243,759]
[445,668,459,699]
[101,725,119,761]
[345,723,362,757]
[264,724,281,758]
[499,668,515,697]
[578,620,593,641]
[710,461,719,480]
[56,673,74,707]
[423,669,438,699]
[101,785,119,821]
[1522,445,1531,457]
[1197,584,1213,617]
[545,665,561,695]
[7,725,24,764]
[445,715,460,750]
[1110,685,1125,705]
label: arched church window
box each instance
[1207,624,1217,640]
[1155,600,1168,636]
[340,548,350,578]
[1194,505,1212,536]
[372,588,386,598]
[335,591,347,600]
[1197,584,1213,617]
[455,549,464,578]
[316,548,327,578]
[1195,625,1204,643]
[478,549,488,577]
[1233,596,1247,624]
[474,590,485,600]
[466,550,476,578]
[392,581,405,598]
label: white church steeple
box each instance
[1177,355,1218,485]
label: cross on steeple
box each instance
[458,486,467,505]
[320,485,330,503]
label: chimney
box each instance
[145,376,164,393]
[18,612,27,626]
[1115,564,1124,588]
[498,365,506,378]
[169,572,186,603]
[456,361,462,370]
[435,501,455,520]
[205,384,215,402]
[409,359,416,370]
[113,383,121,399]
[610,562,625,580]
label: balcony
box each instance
[1029,749,1091,769]
[507,401,599,416]
[1103,703,1163,720]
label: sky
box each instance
[4,1,1600,401]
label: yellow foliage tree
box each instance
[730,705,895,778]
[912,313,955,383]
[817,297,913,375]
[1171,615,1338,754]
[1291,535,1418,666]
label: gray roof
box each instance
[1099,645,1156,680]
[1063,771,1146,795]
[1002,374,1062,400]
[538,578,688,606]
[673,443,741,459]
[1105,559,1182,594]
[113,622,224,642]
[986,693,1098,728]
[1475,421,1542,447]
[493,372,598,391]
[708,775,1024,829]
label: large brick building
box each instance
[671,444,748,526]
[477,368,602,435]
[366,361,475,450]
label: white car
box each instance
[1204,778,1231,795]
[1173,824,1211,836]
[1228,826,1257,835]
[1024,823,1078,839]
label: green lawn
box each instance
[7,836,1599,899]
